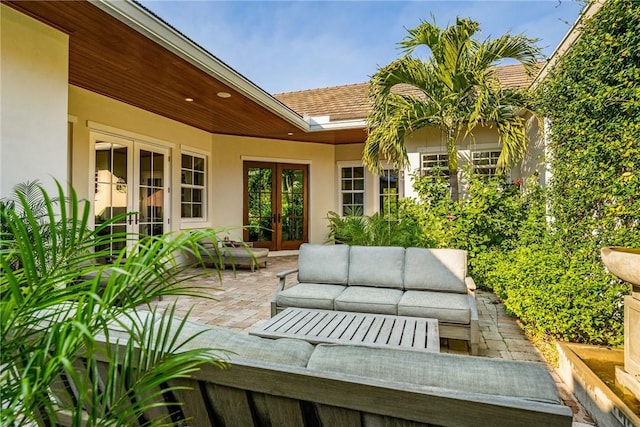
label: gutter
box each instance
[91,0,320,132]
[530,0,606,89]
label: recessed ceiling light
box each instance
[217,92,231,98]
[185,98,194,102]
[287,132,294,136]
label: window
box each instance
[421,153,449,178]
[472,150,501,177]
[181,152,206,219]
[380,169,400,218]
[340,166,364,216]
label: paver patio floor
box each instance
[148,253,595,426]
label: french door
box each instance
[243,161,308,251]
[94,135,170,258]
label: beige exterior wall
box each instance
[335,143,382,215]
[1,5,69,197]
[404,126,507,198]
[68,86,336,244]
[69,85,213,236]
[213,134,336,243]
[519,115,546,186]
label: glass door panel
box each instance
[244,162,275,248]
[244,161,307,250]
[279,165,306,248]
[94,136,171,261]
[95,141,131,257]
[138,149,166,238]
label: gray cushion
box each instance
[298,244,350,285]
[191,326,314,366]
[307,344,562,405]
[398,291,471,324]
[334,287,402,315]
[108,311,315,367]
[348,246,405,289]
[404,248,467,293]
[276,283,346,311]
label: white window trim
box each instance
[471,149,502,177]
[180,147,209,228]
[420,152,450,178]
[337,161,366,216]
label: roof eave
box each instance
[308,119,367,132]
[91,0,312,132]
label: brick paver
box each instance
[148,254,594,426]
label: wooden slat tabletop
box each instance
[251,308,440,352]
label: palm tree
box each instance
[1,181,228,426]
[364,18,541,201]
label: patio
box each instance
[149,253,595,426]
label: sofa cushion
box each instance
[298,244,350,285]
[276,283,346,311]
[307,344,562,405]
[348,246,405,289]
[334,287,402,315]
[398,291,471,324]
[404,248,467,293]
[109,311,315,367]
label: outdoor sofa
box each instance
[272,244,480,354]
[52,310,573,426]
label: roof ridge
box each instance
[275,62,545,96]
[274,82,368,97]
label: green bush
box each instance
[526,0,639,345]
[329,0,639,347]
[325,210,427,247]
[484,244,626,345]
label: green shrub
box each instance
[485,244,627,346]
[325,210,427,247]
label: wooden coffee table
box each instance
[250,307,440,353]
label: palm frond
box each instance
[364,17,540,200]
[1,181,228,426]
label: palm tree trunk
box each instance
[446,129,460,201]
[449,169,460,201]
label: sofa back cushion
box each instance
[403,248,467,293]
[307,344,562,405]
[298,243,350,285]
[348,246,405,289]
[110,311,315,367]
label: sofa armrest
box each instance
[272,269,299,317]
[276,269,299,292]
[465,277,476,295]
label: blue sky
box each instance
[139,0,584,94]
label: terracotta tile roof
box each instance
[274,63,541,122]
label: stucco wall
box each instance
[213,134,336,243]
[335,143,379,215]
[68,86,336,244]
[1,5,69,197]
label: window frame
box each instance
[180,150,208,225]
[471,150,502,177]
[420,152,450,179]
[338,163,366,216]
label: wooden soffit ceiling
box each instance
[5,1,366,145]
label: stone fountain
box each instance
[556,247,639,427]
[601,247,640,402]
